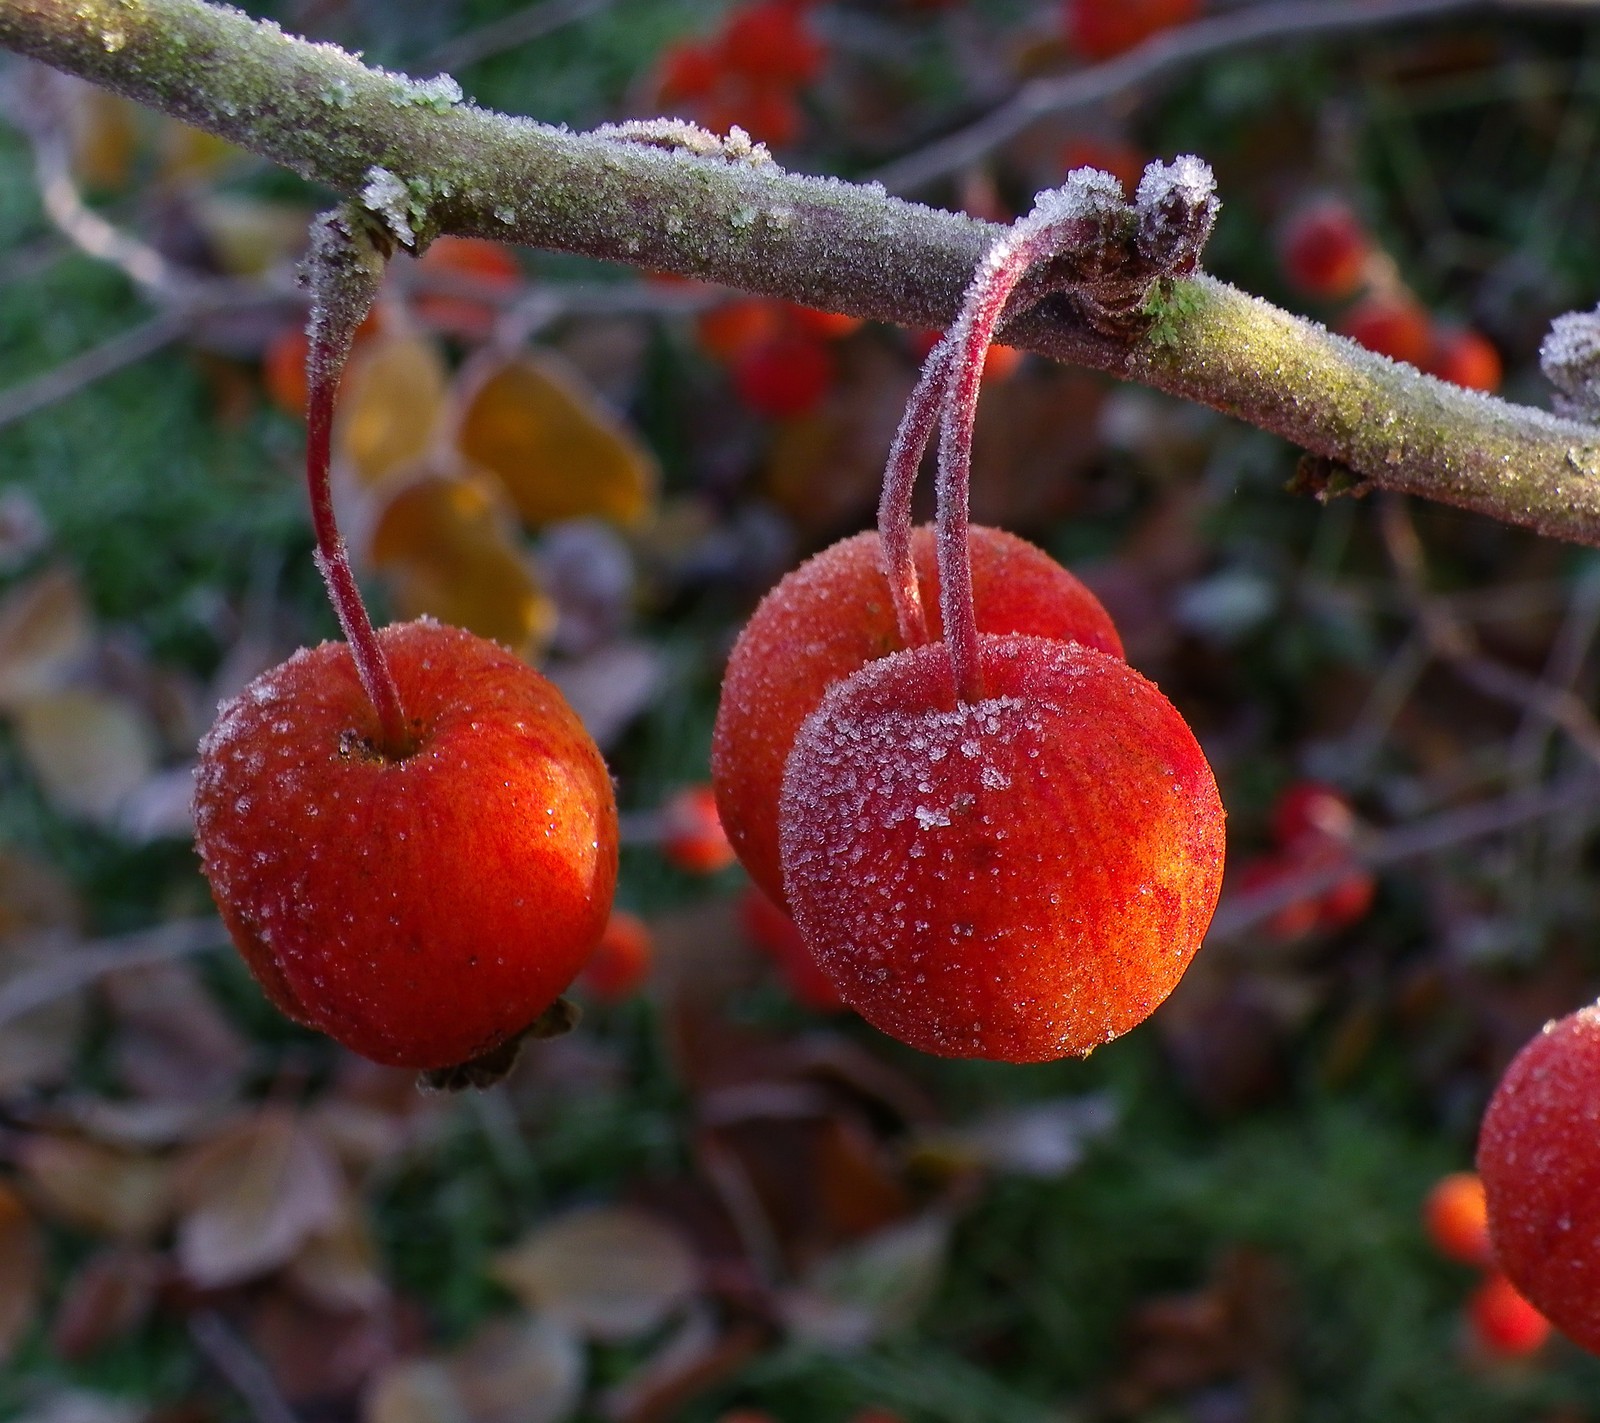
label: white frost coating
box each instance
[359,166,416,247]
[1541,306,1600,419]
[405,74,464,110]
[1135,154,1216,216]
[1031,167,1126,224]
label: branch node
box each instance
[1542,305,1600,423]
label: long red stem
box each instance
[877,335,953,649]
[305,324,412,757]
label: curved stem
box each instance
[303,226,411,757]
[876,336,953,649]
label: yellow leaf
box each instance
[0,566,94,712]
[335,335,449,488]
[370,474,553,657]
[13,690,156,825]
[156,117,249,185]
[18,1136,173,1240]
[454,351,657,529]
[190,194,312,278]
[66,88,142,191]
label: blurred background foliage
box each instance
[2,1,1600,1420]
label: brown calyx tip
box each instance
[415,996,583,1092]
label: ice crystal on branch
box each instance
[1542,305,1600,421]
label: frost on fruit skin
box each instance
[1477,1002,1600,1356]
[711,526,1124,910]
[778,634,1225,1062]
[193,619,619,1070]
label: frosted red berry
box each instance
[778,634,1225,1061]
[1477,1003,1600,1355]
[1271,780,1358,847]
[712,525,1124,908]
[194,619,618,1071]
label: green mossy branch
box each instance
[4,0,1600,544]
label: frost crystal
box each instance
[1541,306,1600,420]
[405,74,464,111]
[359,166,416,247]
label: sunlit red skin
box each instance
[1478,1004,1600,1355]
[193,619,618,1070]
[712,526,1124,908]
[778,635,1225,1062]
[1424,1171,1493,1268]
[1467,1273,1552,1359]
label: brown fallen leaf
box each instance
[0,1183,43,1364]
[17,1134,174,1240]
[365,1316,584,1423]
[453,350,658,529]
[247,1290,403,1406]
[0,565,94,711]
[174,1107,344,1288]
[50,1246,166,1361]
[13,688,158,825]
[103,959,248,1104]
[491,1207,699,1342]
[286,1200,388,1313]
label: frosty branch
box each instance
[4,0,1600,544]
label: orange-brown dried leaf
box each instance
[0,565,94,711]
[369,474,554,657]
[365,1317,583,1423]
[454,351,657,528]
[286,1201,388,1312]
[174,1107,344,1287]
[18,1135,173,1240]
[491,1206,699,1341]
[335,334,450,488]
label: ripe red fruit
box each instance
[1063,0,1198,61]
[1234,853,1321,942]
[1427,327,1502,392]
[659,40,721,102]
[1271,780,1357,847]
[721,1,826,86]
[194,619,618,1070]
[738,883,843,1010]
[1424,1172,1493,1268]
[1467,1273,1552,1360]
[660,785,737,875]
[1338,295,1434,367]
[778,634,1225,1061]
[1478,1004,1600,1355]
[732,332,835,417]
[712,525,1124,907]
[1278,200,1370,300]
[412,236,521,339]
[579,910,653,1001]
[697,298,785,362]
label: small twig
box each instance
[1207,773,1600,939]
[189,1310,301,1423]
[0,310,187,431]
[0,917,225,1027]
[427,0,615,73]
[870,0,1599,195]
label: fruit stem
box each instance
[876,335,952,649]
[935,187,1115,703]
[303,211,413,758]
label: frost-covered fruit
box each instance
[1271,780,1358,847]
[194,619,618,1071]
[1477,1004,1600,1355]
[778,634,1224,1061]
[1467,1273,1551,1360]
[712,526,1123,907]
[1424,1172,1493,1267]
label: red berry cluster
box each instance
[697,296,862,419]
[1234,782,1373,941]
[656,1,826,148]
[1062,0,1199,61]
[1276,198,1502,390]
[714,167,1227,1061]
[1423,1171,1552,1361]
[1476,1004,1600,1358]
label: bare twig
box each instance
[189,1310,301,1423]
[0,311,187,431]
[0,918,225,1027]
[1208,773,1600,938]
[5,0,1600,545]
[871,0,1600,195]
[427,0,615,74]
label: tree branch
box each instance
[3,0,1600,543]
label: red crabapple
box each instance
[1338,295,1434,367]
[1278,200,1370,300]
[778,634,1225,1061]
[1063,0,1197,61]
[712,525,1123,908]
[732,332,836,418]
[194,619,619,1070]
[579,910,653,1002]
[1427,327,1502,392]
[660,784,737,875]
[738,883,844,1010]
[1477,1003,1600,1355]
[1424,1172,1493,1268]
[1467,1273,1552,1360]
